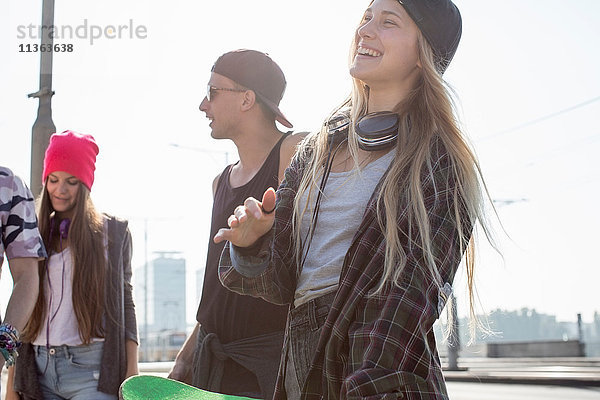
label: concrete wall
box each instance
[487,340,585,357]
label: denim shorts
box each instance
[284,291,335,400]
[34,341,117,400]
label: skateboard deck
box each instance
[119,375,259,400]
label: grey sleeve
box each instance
[229,231,273,278]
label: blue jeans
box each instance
[34,341,117,400]
[284,291,335,400]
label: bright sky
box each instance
[1,1,599,328]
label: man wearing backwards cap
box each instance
[168,49,305,399]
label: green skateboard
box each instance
[119,375,259,400]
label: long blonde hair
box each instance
[292,27,496,337]
[22,183,106,344]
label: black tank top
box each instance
[196,134,289,344]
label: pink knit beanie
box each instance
[42,130,99,191]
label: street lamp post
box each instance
[169,143,230,165]
[29,0,56,197]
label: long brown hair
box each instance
[293,27,498,338]
[22,183,106,344]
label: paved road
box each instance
[447,382,600,400]
[4,364,600,399]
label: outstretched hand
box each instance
[214,187,276,247]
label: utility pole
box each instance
[577,313,585,356]
[28,0,56,197]
[447,295,461,371]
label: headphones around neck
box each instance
[50,217,71,240]
[59,219,70,239]
[298,109,400,274]
[326,109,399,151]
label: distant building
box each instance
[434,307,600,358]
[135,252,187,333]
[135,252,187,361]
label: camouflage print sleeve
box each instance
[0,167,47,266]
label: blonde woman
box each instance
[215,0,492,398]
[7,131,138,400]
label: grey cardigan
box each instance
[13,215,138,398]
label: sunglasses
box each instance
[206,85,246,102]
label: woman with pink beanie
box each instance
[6,130,139,400]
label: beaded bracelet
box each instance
[0,323,21,366]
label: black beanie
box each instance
[399,0,462,74]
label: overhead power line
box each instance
[478,95,600,142]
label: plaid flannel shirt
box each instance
[219,137,472,399]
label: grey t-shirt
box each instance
[295,150,394,307]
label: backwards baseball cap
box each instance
[43,130,99,191]
[212,49,293,128]
[399,0,462,74]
